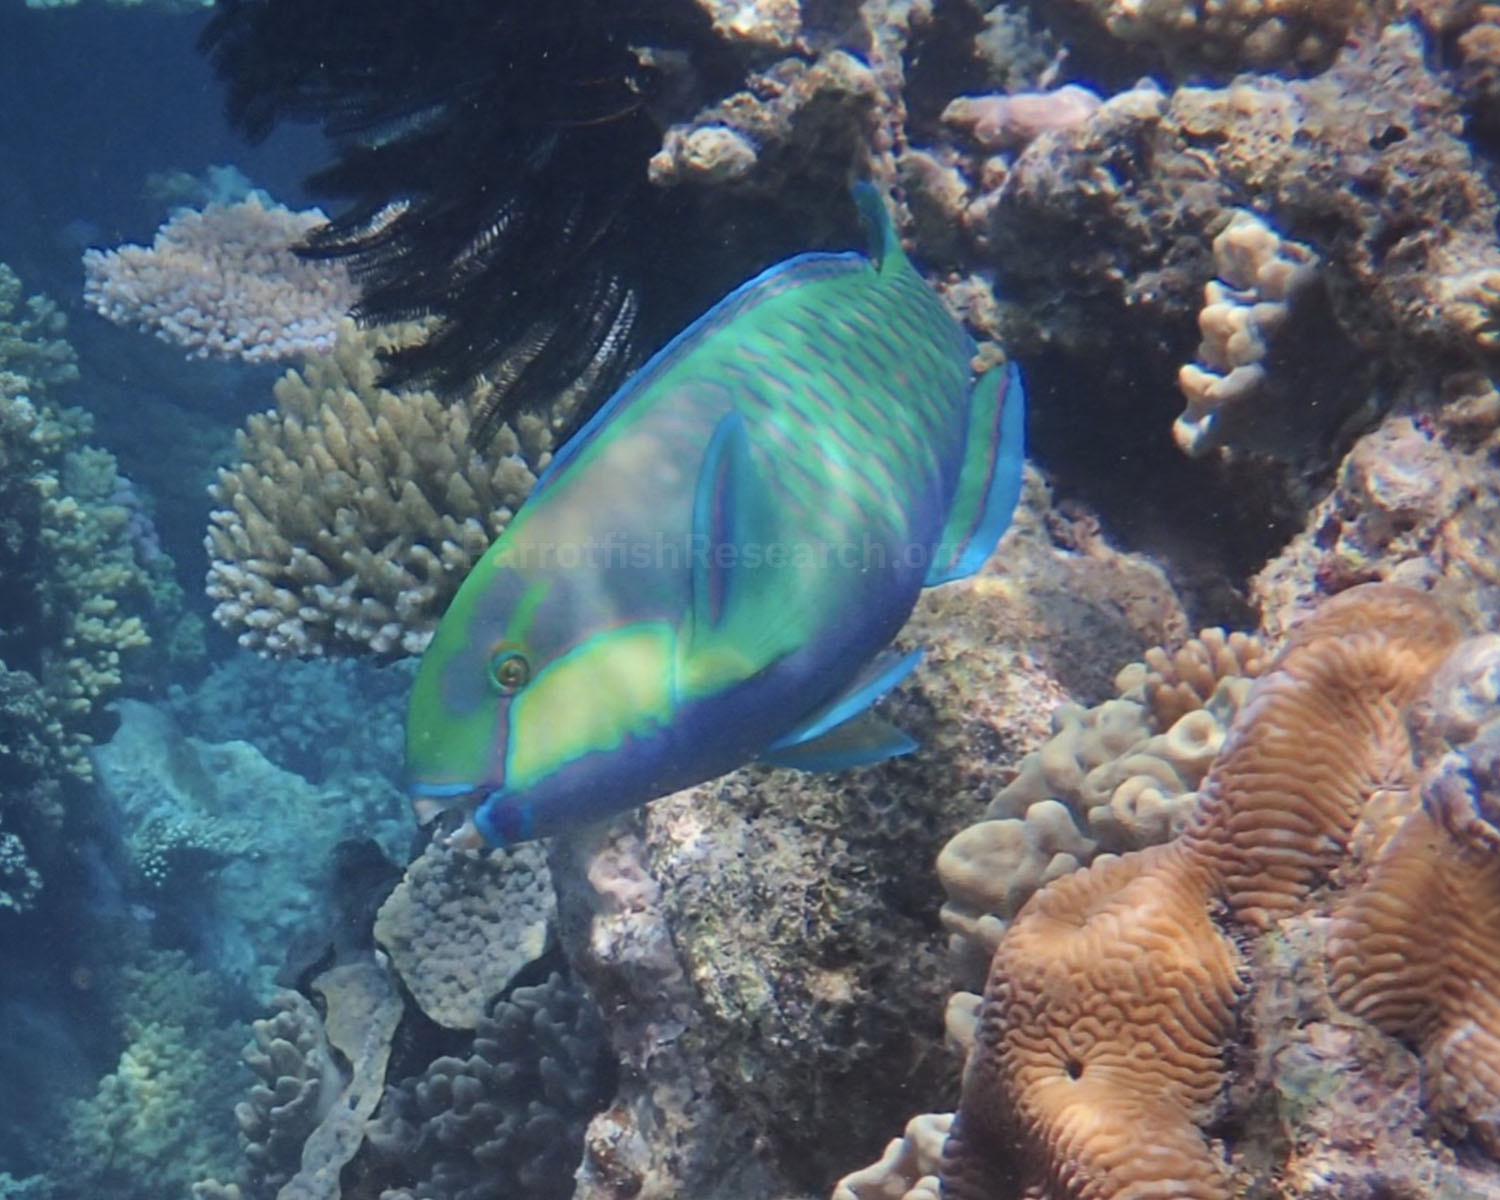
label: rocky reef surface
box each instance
[7,0,1500,1193]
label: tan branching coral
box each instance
[206,320,555,656]
[83,193,357,364]
[1175,210,1325,457]
[941,585,1464,1200]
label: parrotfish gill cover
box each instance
[404,183,1026,847]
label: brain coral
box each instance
[937,625,1265,989]
[941,585,1464,1200]
[1330,632,1500,1154]
[206,320,559,657]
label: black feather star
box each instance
[199,0,741,447]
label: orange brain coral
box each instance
[1329,632,1500,1155]
[943,584,1465,1200]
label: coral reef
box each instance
[0,263,168,911]
[1174,209,1361,459]
[205,321,554,657]
[1254,404,1500,641]
[937,585,1500,1199]
[911,26,1499,474]
[50,950,246,1200]
[364,972,614,1200]
[91,700,407,993]
[373,839,554,1030]
[83,193,357,365]
[937,624,1265,988]
[550,474,1189,1196]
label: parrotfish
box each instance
[404,184,1025,847]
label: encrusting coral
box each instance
[205,320,560,657]
[373,839,554,1030]
[940,585,1466,1199]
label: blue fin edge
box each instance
[761,714,918,772]
[925,359,1026,587]
[770,647,923,752]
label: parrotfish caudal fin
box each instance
[925,358,1026,586]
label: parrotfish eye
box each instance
[487,645,531,695]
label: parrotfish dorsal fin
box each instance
[767,647,922,754]
[760,710,918,772]
[851,181,906,275]
[925,359,1027,586]
[532,250,868,494]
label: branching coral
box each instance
[0,264,165,909]
[205,320,558,657]
[1174,209,1365,459]
[941,585,1464,1200]
[83,193,357,364]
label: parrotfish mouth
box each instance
[408,780,491,850]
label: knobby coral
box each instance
[941,585,1465,1199]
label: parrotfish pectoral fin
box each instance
[761,711,917,772]
[769,647,923,752]
[925,358,1026,586]
[688,409,782,647]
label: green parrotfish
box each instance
[404,184,1025,846]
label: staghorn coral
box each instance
[83,193,357,365]
[373,839,554,1030]
[937,624,1264,989]
[205,320,557,657]
[941,585,1465,1200]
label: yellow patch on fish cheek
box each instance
[505,624,675,790]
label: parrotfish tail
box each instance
[851,181,906,275]
[925,357,1027,586]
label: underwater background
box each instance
[3,0,1500,1197]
